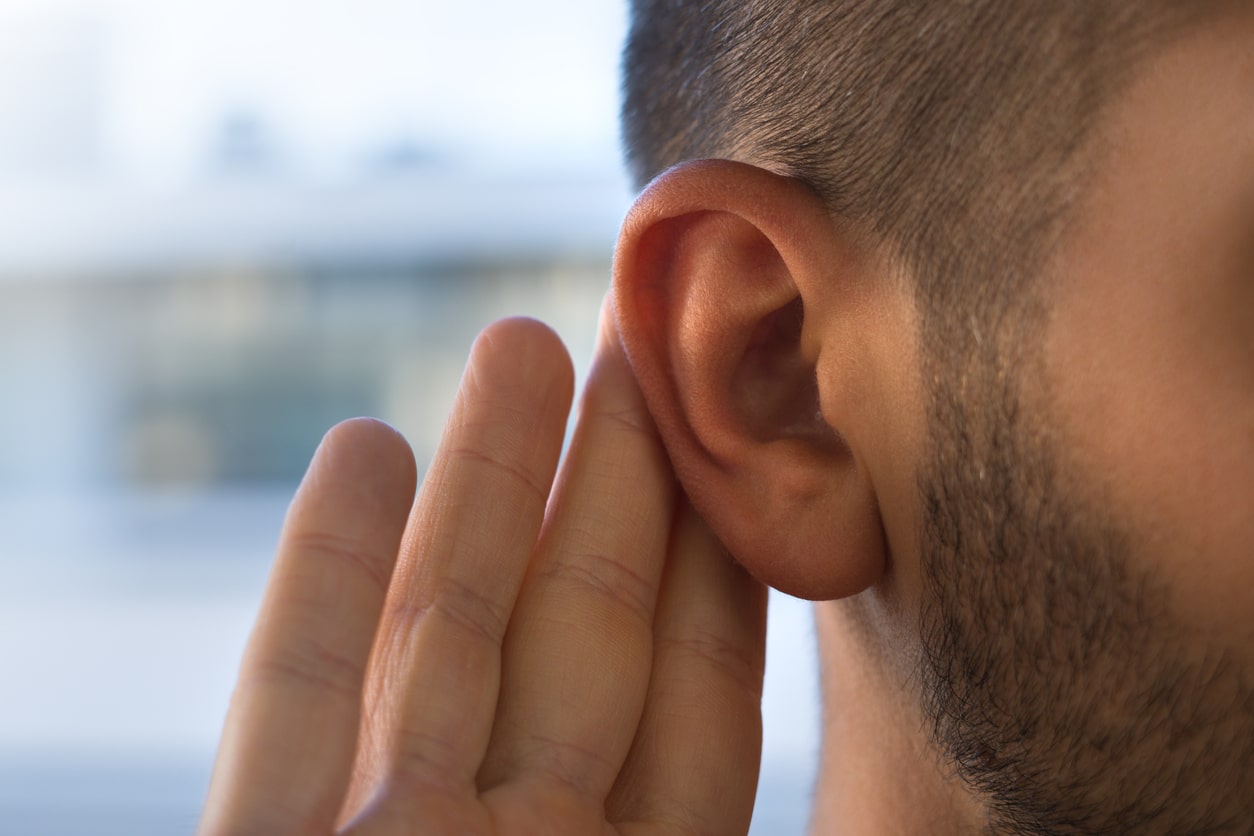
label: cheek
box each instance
[1042,264,1254,653]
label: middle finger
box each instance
[476,320,677,808]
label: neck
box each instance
[808,598,982,834]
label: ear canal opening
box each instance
[735,296,841,449]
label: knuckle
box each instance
[430,576,512,646]
[386,576,510,648]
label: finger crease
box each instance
[247,640,365,704]
[513,732,617,798]
[390,728,470,793]
[287,530,392,597]
[389,576,511,648]
[543,551,656,627]
[588,404,656,440]
[447,446,549,506]
[657,630,763,698]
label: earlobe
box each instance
[612,160,888,600]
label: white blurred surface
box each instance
[0,0,626,185]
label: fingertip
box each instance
[306,417,418,509]
[320,416,412,458]
[470,317,576,404]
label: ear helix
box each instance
[611,159,889,600]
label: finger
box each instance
[350,318,574,815]
[476,311,677,807]
[199,418,416,836]
[607,501,768,835]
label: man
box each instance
[200,1,1253,833]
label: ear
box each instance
[612,159,890,600]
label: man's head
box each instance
[611,1,1253,832]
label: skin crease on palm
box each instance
[199,6,1252,835]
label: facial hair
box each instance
[916,350,1254,835]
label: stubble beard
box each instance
[915,340,1254,835]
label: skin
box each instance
[1042,9,1254,649]
[199,313,768,835]
[201,8,1253,835]
[816,10,1254,832]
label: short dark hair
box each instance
[621,1,1210,350]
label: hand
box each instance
[198,313,768,835]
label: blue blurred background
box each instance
[0,1,818,832]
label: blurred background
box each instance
[0,0,818,832]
